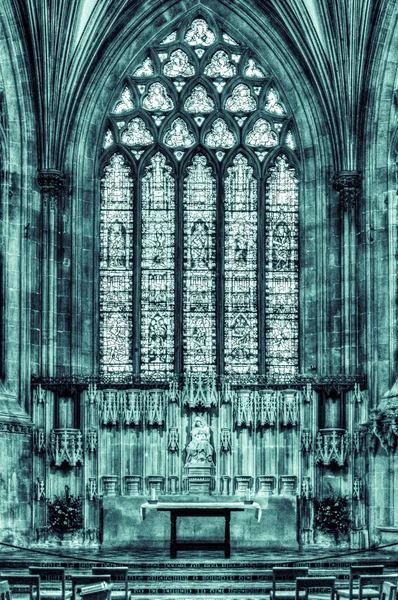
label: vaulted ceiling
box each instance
[3,0,397,171]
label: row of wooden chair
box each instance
[0,575,111,600]
[271,566,398,600]
[0,567,129,600]
[2,563,398,600]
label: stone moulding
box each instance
[32,373,366,393]
[257,475,276,495]
[98,388,167,426]
[315,428,350,467]
[147,475,165,495]
[124,475,142,496]
[35,427,46,453]
[367,406,398,453]
[235,475,253,494]
[280,475,297,495]
[50,428,84,467]
[0,421,32,434]
[102,475,118,496]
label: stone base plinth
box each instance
[184,464,215,494]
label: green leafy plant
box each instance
[47,486,83,532]
[314,495,350,534]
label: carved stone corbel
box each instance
[37,169,65,210]
[333,170,361,212]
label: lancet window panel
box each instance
[100,153,134,373]
[99,15,300,378]
[183,154,217,373]
[141,152,175,375]
[224,153,258,374]
[264,154,299,374]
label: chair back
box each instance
[359,575,398,600]
[0,581,11,600]
[1,574,41,600]
[272,568,309,600]
[381,582,397,600]
[29,567,65,600]
[91,568,128,600]
[77,583,110,600]
[348,565,385,599]
[71,576,112,600]
[295,576,335,600]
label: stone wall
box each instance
[0,424,32,545]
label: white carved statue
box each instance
[184,416,214,465]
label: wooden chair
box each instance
[29,567,66,600]
[271,568,309,600]
[91,568,128,600]
[295,576,335,600]
[358,575,398,600]
[0,581,11,600]
[335,565,385,600]
[70,576,112,600]
[1,575,40,600]
[77,583,110,600]
[381,582,397,600]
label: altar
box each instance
[141,500,261,557]
[101,495,297,550]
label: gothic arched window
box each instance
[99,15,299,379]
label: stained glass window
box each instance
[99,15,300,378]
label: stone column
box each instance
[38,169,65,377]
[333,171,361,373]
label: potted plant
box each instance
[47,485,83,540]
[314,494,350,544]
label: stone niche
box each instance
[101,494,298,550]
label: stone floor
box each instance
[1,543,398,600]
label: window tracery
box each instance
[121,118,154,146]
[164,49,195,77]
[142,83,174,111]
[204,118,235,148]
[113,87,134,113]
[163,117,195,147]
[184,85,215,114]
[99,15,300,378]
[204,51,236,78]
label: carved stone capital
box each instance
[333,170,361,211]
[37,169,65,209]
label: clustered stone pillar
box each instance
[334,170,361,373]
[38,169,65,377]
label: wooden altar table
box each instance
[140,501,262,558]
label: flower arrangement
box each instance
[47,486,83,532]
[314,495,350,534]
